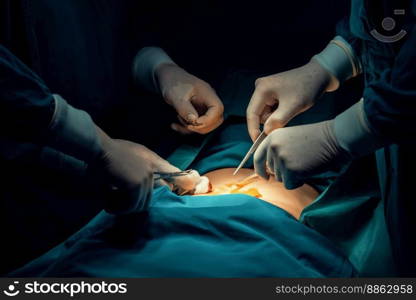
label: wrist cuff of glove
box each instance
[47,94,102,162]
[133,47,176,94]
[312,36,362,85]
[334,99,386,158]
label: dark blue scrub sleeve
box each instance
[0,45,101,162]
[363,27,416,144]
[0,44,54,141]
[335,16,363,59]
[335,1,416,144]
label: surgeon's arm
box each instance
[1,45,208,211]
[0,45,153,214]
[0,45,55,143]
[271,28,416,188]
[246,16,363,141]
[252,24,416,189]
[0,44,107,164]
[132,47,224,135]
[312,17,363,91]
[319,24,416,155]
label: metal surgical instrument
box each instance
[233,131,267,176]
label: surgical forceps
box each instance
[153,169,195,183]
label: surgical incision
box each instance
[208,173,262,198]
[197,168,319,219]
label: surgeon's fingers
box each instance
[169,114,194,135]
[173,97,199,125]
[189,92,224,134]
[152,159,200,193]
[278,161,304,190]
[188,110,223,134]
[253,137,269,179]
[171,123,193,135]
[154,178,174,190]
[187,116,223,135]
[272,157,283,182]
[246,88,266,141]
[260,105,273,124]
[263,99,307,134]
[246,112,261,142]
[138,174,153,210]
[191,109,223,133]
[247,83,275,141]
[266,147,283,182]
[173,169,201,192]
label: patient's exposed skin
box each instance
[198,168,318,219]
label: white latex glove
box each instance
[156,63,224,135]
[93,127,154,214]
[142,146,210,195]
[253,100,386,190]
[108,141,208,195]
[93,129,210,213]
[253,120,351,190]
[246,60,336,141]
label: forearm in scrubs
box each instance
[0,44,101,162]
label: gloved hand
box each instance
[92,126,154,214]
[156,63,224,135]
[246,60,336,141]
[253,120,351,190]
[253,99,387,190]
[130,143,210,195]
[93,127,210,213]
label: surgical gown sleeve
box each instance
[132,47,175,94]
[363,28,416,144]
[0,45,101,162]
[0,44,54,141]
[326,6,416,144]
[335,16,363,61]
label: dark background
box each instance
[137,0,350,79]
